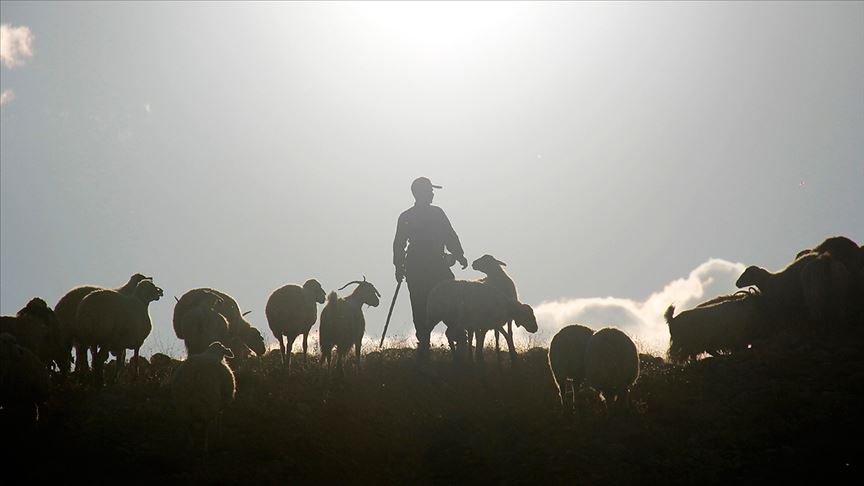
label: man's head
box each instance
[411,177,441,205]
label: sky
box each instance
[1,1,862,357]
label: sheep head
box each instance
[472,254,506,274]
[513,303,538,333]
[339,277,381,308]
[735,266,769,289]
[241,326,266,356]
[135,279,164,303]
[206,341,234,359]
[303,279,327,304]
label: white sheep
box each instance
[548,324,595,410]
[0,332,51,426]
[74,279,163,385]
[173,288,266,361]
[170,341,236,451]
[471,254,521,364]
[265,279,327,369]
[55,273,151,373]
[426,280,538,362]
[319,277,381,374]
[584,328,639,409]
[665,290,764,364]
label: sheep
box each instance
[170,341,236,452]
[584,328,639,410]
[319,277,381,374]
[799,251,852,329]
[735,252,817,320]
[55,273,151,372]
[174,292,230,356]
[0,297,65,370]
[0,333,51,427]
[548,324,595,410]
[426,280,538,362]
[471,254,521,364]
[174,288,265,361]
[798,236,862,274]
[265,279,327,369]
[74,279,163,386]
[665,290,765,364]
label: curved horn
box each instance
[363,275,367,282]
[242,310,252,317]
[338,280,363,291]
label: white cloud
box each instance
[531,258,746,354]
[0,24,34,68]
[0,89,14,106]
[144,103,151,113]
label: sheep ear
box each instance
[495,259,507,266]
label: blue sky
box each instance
[2,2,862,355]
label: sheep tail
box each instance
[664,305,675,325]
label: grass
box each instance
[5,337,864,484]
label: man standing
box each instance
[393,177,467,359]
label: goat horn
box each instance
[338,281,363,291]
[174,296,179,303]
[242,310,252,317]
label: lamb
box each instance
[55,272,151,372]
[170,341,236,452]
[548,324,595,410]
[665,290,764,364]
[0,333,51,426]
[74,278,163,386]
[426,280,538,362]
[173,288,265,361]
[265,279,327,369]
[0,297,65,370]
[319,277,381,374]
[584,328,639,409]
[471,254,521,364]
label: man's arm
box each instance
[439,207,467,269]
[393,212,408,281]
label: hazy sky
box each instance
[2,2,862,355]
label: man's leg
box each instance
[407,277,432,360]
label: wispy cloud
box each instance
[0,89,14,106]
[531,258,747,354]
[0,24,34,68]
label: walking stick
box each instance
[380,279,402,348]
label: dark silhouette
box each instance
[393,177,467,359]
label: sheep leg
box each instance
[474,330,486,362]
[503,328,517,364]
[74,343,89,373]
[355,340,362,374]
[133,347,141,380]
[276,333,286,366]
[494,328,502,368]
[94,347,109,387]
[302,333,309,359]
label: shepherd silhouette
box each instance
[393,177,467,360]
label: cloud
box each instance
[531,258,746,354]
[0,89,14,106]
[1,24,34,68]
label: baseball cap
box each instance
[411,177,442,195]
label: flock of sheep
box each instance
[1,236,862,446]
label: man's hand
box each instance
[457,255,468,270]
[395,266,405,283]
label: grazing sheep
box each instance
[0,297,65,370]
[471,254,521,364]
[584,328,639,409]
[55,273,151,372]
[665,290,765,364]
[170,342,236,452]
[319,277,381,374]
[174,288,265,360]
[0,333,51,426]
[75,279,164,386]
[548,324,595,410]
[736,252,817,320]
[265,279,327,369]
[426,280,538,362]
